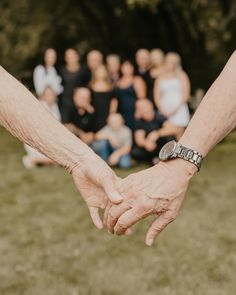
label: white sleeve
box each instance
[47,68,63,95]
[33,66,46,96]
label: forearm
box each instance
[0,66,93,171]
[136,138,146,148]
[95,133,107,141]
[135,131,146,147]
[179,52,236,157]
[113,145,131,157]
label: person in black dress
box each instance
[60,49,88,122]
[116,60,146,131]
[90,65,117,132]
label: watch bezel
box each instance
[159,140,177,161]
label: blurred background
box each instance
[1,0,236,89]
[1,1,236,294]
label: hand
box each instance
[85,103,95,114]
[147,130,160,142]
[72,152,123,229]
[108,151,120,166]
[104,159,197,246]
[108,136,119,149]
[144,140,156,152]
[80,132,94,145]
[159,108,173,118]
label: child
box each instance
[22,87,61,168]
[92,113,132,168]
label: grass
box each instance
[0,127,236,295]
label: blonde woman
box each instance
[152,52,190,142]
[90,65,118,132]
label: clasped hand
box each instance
[72,152,196,246]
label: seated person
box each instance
[132,99,172,162]
[92,113,132,168]
[22,87,61,168]
[64,87,95,145]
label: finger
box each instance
[107,203,131,234]
[89,207,103,230]
[103,202,112,226]
[104,204,132,234]
[114,207,143,235]
[145,212,175,246]
[103,177,123,204]
[125,228,132,236]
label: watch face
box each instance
[159,140,176,160]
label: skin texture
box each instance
[0,66,123,229]
[106,50,236,245]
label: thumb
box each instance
[103,176,123,204]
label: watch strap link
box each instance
[172,144,203,171]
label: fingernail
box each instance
[146,239,153,246]
[110,191,123,203]
[125,228,132,236]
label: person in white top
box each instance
[23,87,61,168]
[33,48,63,96]
[152,52,191,143]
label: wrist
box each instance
[178,138,207,158]
[158,158,198,178]
[68,147,95,174]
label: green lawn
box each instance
[0,127,236,295]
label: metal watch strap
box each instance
[172,144,203,171]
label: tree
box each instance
[0,0,235,89]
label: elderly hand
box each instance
[104,159,197,246]
[72,152,122,229]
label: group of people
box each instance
[23,47,191,169]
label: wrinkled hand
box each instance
[104,159,197,246]
[72,152,122,229]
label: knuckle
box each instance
[152,225,162,233]
[164,212,176,223]
[117,220,126,230]
[138,199,153,214]
[108,211,117,220]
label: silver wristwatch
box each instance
[159,140,203,171]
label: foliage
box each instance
[0,0,236,89]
